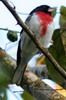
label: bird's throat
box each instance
[36,11,53,36]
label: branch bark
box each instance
[22,71,66,100]
[1,0,66,79]
[0,48,66,100]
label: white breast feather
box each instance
[25,13,54,48]
[29,14,54,48]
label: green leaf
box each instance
[45,29,66,85]
[60,6,66,16]
[21,91,36,100]
[7,31,18,42]
[36,55,45,65]
[0,86,7,100]
[59,6,66,26]
[58,56,66,71]
[59,6,66,54]
[46,56,64,84]
[52,29,65,55]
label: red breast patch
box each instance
[36,11,53,36]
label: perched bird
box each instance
[13,5,55,85]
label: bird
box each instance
[12,5,55,85]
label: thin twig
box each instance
[0,28,20,33]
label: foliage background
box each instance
[0,0,66,100]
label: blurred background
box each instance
[0,0,66,100]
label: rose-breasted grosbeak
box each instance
[13,5,55,85]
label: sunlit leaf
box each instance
[55,84,66,97]
[60,6,66,16]
[59,6,66,53]
[59,6,66,26]
[36,55,45,65]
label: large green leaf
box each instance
[52,29,65,55]
[45,29,66,85]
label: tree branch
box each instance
[1,0,66,80]
[22,71,66,100]
[0,28,20,33]
[0,48,66,100]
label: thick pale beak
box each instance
[48,8,56,12]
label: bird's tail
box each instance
[12,64,27,85]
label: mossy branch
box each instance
[0,48,66,100]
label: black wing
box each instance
[17,39,21,67]
[17,13,32,67]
